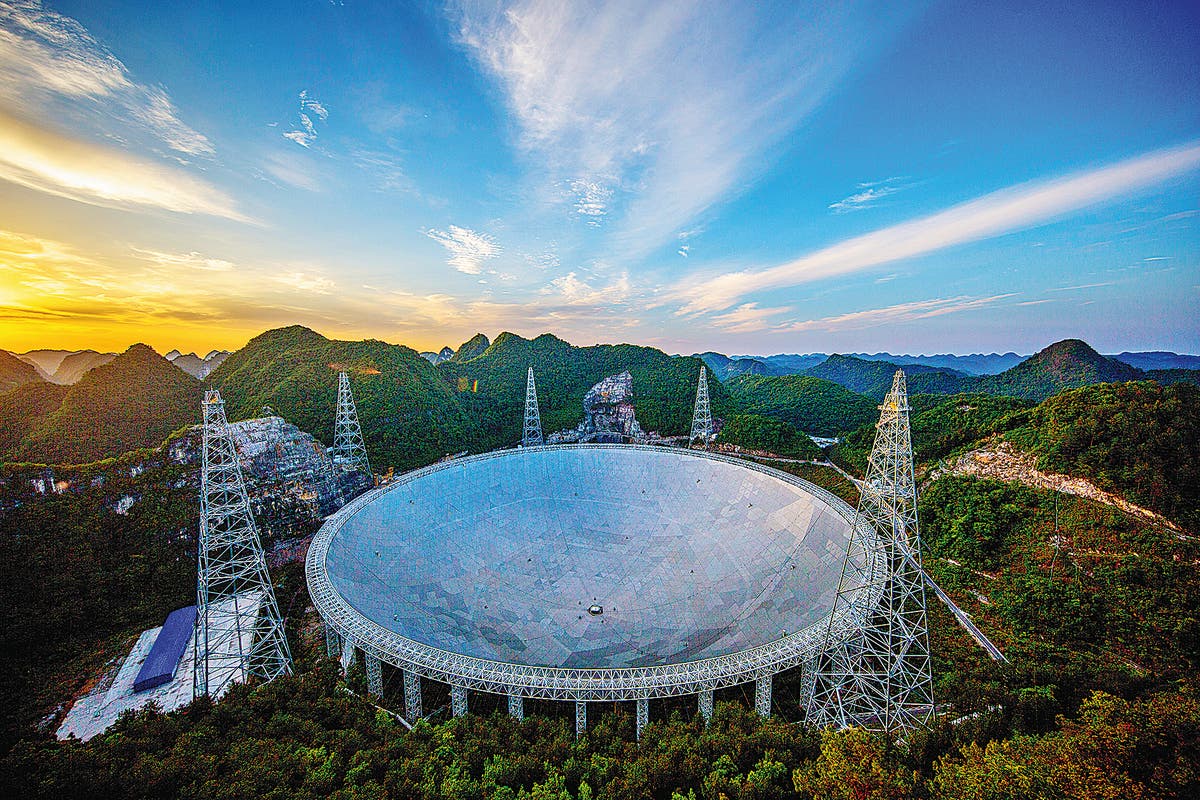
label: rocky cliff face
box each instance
[577,371,643,439]
[1,416,369,542]
[227,416,370,526]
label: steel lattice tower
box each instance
[690,366,713,444]
[333,372,372,478]
[194,390,292,699]
[522,366,544,447]
[806,370,933,733]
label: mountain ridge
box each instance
[10,344,202,465]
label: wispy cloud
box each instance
[524,246,560,270]
[569,178,613,224]
[131,247,236,272]
[544,270,631,306]
[1047,281,1115,292]
[677,228,701,258]
[425,225,501,274]
[0,0,212,156]
[676,140,1200,316]
[779,295,1014,334]
[283,89,329,148]
[0,109,247,220]
[711,302,793,333]
[829,177,907,213]
[455,1,913,259]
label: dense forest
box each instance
[802,354,964,400]
[211,326,474,473]
[1,345,201,465]
[1006,381,1200,530]
[830,393,1034,474]
[726,374,878,437]
[0,454,198,753]
[714,415,822,461]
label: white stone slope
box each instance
[930,439,1181,532]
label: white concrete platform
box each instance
[57,593,263,741]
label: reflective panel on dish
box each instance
[324,447,852,669]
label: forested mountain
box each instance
[803,353,965,399]
[9,345,201,465]
[209,326,474,473]
[831,393,1036,473]
[0,382,69,456]
[49,350,116,385]
[972,338,1142,399]
[13,349,74,378]
[695,351,781,381]
[451,332,490,361]
[439,332,733,450]
[822,339,1167,402]
[715,414,823,459]
[753,353,828,373]
[165,349,229,379]
[1006,381,1199,530]
[726,374,878,436]
[849,351,1027,375]
[0,349,42,391]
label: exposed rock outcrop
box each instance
[578,371,643,440]
[932,440,1179,530]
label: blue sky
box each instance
[0,0,1196,355]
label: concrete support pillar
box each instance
[324,624,341,660]
[451,685,468,717]
[508,694,524,721]
[365,654,383,697]
[403,669,422,721]
[755,675,772,717]
[698,690,714,723]
[636,698,649,740]
[340,636,357,672]
[575,701,587,737]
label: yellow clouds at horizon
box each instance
[0,110,249,221]
[0,229,646,355]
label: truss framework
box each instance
[689,366,713,443]
[194,390,293,699]
[333,371,372,478]
[307,444,873,701]
[522,366,544,447]
[806,370,934,733]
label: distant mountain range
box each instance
[699,348,1199,381]
[419,346,455,365]
[2,328,1197,466]
[699,350,1025,379]
[1,344,201,464]
[164,349,230,378]
[7,349,117,385]
[755,339,1196,402]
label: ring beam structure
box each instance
[307,444,876,703]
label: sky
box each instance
[0,0,1197,357]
